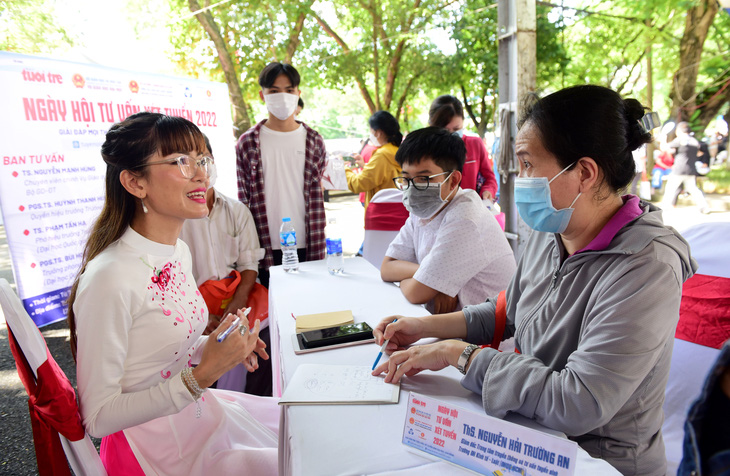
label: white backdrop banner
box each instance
[0,51,236,327]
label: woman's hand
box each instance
[372,340,471,383]
[372,316,426,353]
[353,153,365,168]
[193,313,262,388]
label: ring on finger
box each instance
[239,324,248,335]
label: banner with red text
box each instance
[403,393,577,475]
[0,51,235,327]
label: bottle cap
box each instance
[282,217,291,222]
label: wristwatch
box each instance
[457,344,480,375]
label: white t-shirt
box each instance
[259,124,307,250]
[179,189,265,286]
[386,188,516,313]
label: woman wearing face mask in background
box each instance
[428,95,498,201]
[346,110,403,208]
[372,85,696,475]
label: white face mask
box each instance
[264,93,299,120]
[369,132,381,147]
[207,161,217,188]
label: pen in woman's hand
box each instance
[216,316,241,342]
[372,318,397,370]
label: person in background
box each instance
[236,62,327,288]
[356,138,379,208]
[346,110,403,208]
[660,121,710,213]
[630,143,647,195]
[295,97,304,117]
[373,86,696,475]
[179,135,271,396]
[381,127,515,314]
[428,95,498,201]
[68,112,278,475]
[679,339,730,475]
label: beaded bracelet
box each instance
[181,367,206,400]
[181,367,206,418]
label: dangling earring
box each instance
[141,198,148,214]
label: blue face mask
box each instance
[514,162,581,234]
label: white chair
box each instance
[0,278,107,476]
[661,222,730,475]
[362,189,409,269]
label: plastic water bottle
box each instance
[326,218,344,275]
[280,217,299,272]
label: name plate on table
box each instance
[402,392,577,476]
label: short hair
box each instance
[258,62,300,89]
[518,85,651,192]
[298,97,304,109]
[676,121,690,135]
[395,127,466,173]
[428,95,464,128]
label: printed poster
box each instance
[0,51,235,326]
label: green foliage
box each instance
[443,0,568,136]
[0,0,75,53]
[167,0,320,123]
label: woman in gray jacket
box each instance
[372,85,696,475]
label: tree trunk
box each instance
[188,0,251,138]
[382,0,421,110]
[285,10,309,63]
[694,80,730,132]
[669,0,718,122]
[310,9,377,114]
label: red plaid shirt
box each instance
[236,120,327,270]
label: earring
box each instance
[141,198,148,214]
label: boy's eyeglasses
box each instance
[136,155,214,179]
[392,171,453,191]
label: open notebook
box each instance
[279,364,400,405]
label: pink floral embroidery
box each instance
[151,262,173,290]
[160,370,171,379]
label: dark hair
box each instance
[67,112,206,359]
[518,85,651,192]
[428,95,464,128]
[297,97,304,109]
[676,121,690,135]
[203,133,212,155]
[395,127,466,173]
[258,62,300,89]
[369,110,402,147]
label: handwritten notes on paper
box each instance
[279,364,400,405]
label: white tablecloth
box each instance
[270,257,620,475]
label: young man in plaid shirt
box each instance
[235,62,327,287]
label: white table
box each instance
[270,257,620,475]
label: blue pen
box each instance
[216,316,241,343]
[372,318,397,370]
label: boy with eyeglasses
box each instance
[382,127,516,314]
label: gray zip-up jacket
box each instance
[461,202,696,475]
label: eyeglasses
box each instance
[137,155,214,179]
[392,171,453,191]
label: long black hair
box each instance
[67,112,206,359]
